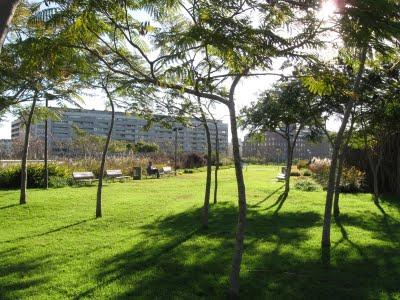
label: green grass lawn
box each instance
[0,165,399,299]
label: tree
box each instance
[353,53,400,203]
[59,1,323,296]
[242,79,323,195]
[0,3,87,204]
[134,141,159,154]
[312,0,400,262]
[195,97,213,229]
[96,76,116,218]
[0,0,20,53]
[205,103,221,205]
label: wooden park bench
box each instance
[146,166,173,178]
[105,169,131,182]
[72,172,98,185]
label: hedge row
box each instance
[0,164,71,189]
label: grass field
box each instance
[0,165,399,299]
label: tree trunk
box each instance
[367,150,383,204]
[321,46,367,251]
[96,94,115,218]
[20,96,37,205]
[397,147,400,197]
[372,168,379,203]
[227,74,247,298]
[0,0,19,53]
[44,98,49,189]
[284,140,292,195]
[213,119,220,204]
[201,113,212,229]
[333,152,345,217]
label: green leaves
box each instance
[301,76,335,96]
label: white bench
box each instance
[276,167,287,182]
[276,173,286,181]
[160,166,173,176]
[106,169,130,181]
[72,172,98,185]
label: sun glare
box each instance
[318,0,337,21]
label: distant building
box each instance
[0,139,12,159]
[242,129,332,162]
[11,108,229,157]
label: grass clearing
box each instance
[0,165,399,299]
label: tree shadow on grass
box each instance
[261,191,288,214]
[337,212,400,247]
[0,218,94,244]
[74,203,400,299]
[76,204,322,299]
[332,215,368,261]
[250,185,284,208]
[0,252,50,300]
[0,204,19,210]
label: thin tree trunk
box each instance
[201,112,212,229]
[367,151,383,204]
[228,74,247,299]
[333,119,354,217]
[213,119,220,204]
[372,168,379,203]
[96,92,115,218]
[321,46,367,251]
[397,147,400,197]
[333,152,344,217]
[20,96,37,205]
[44,98,49,189]
[284,140,292,195]
[0,0,19,53]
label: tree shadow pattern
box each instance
[0,249,50,300]
[1,193,399,299]
[75,202,400,299]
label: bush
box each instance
[297,159,309,169]
[309,158,331,189]
[340,166,365,193]
[289,166,301,176]
[183,169,194,174]
[0,163,71,189]
[134,141,159,154]
[181,153,206,169]
[49,176,70,188]
[302,169,312,177]
[294,178,320,192]
[290,170,301,176]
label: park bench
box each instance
[105,169,131,182]
[72,172,98,185]
[147,166,173,178]
[159,166,173,176]
[276,167,286,182]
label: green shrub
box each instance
[184,169,194,174]
[0,163,71,189]
[48,176,70,188]
[340,166,365,193]
[181,153,206,169]
[297,159,309,169]
[302,169,312,177]
[290,171,301,177]
[294,178,320,192]
[309,158,331,189]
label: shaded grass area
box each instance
[0,165,399,299]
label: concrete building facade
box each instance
[242,130,332,162]
[0,139,12,159]
[11,108,229,157]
